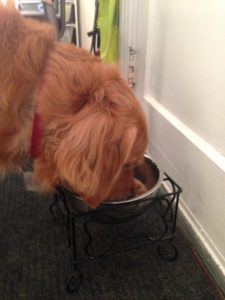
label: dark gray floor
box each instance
[0,174,223,300]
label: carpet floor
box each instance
[0,174,223,300]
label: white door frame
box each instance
[119,0,138,80]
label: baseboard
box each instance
[159,183,225,296]
[144,95,225,296]
[162,183,225,296]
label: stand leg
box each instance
[49,194,61,221]
[66,272,83,293]
[157,239,178,261]
[66,215,83,293]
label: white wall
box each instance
[79,0,95,49]
[146,0,225,155]
[144,0,225,279]
[120,0,225,284]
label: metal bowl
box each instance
[103,154,164,205]
[63,154,164,222]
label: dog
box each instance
[0,3,148,208]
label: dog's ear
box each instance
[54,106,137,208]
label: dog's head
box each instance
[39,51,148,208]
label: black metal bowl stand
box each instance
[50,173,182,293]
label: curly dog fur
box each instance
[0,4,148,207]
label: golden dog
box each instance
[0,4,148,207]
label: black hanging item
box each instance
[87,0,100,56]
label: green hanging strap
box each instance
[97,0,119,64]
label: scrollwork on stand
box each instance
[50,173,182,292]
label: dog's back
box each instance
[0,4,55,174]
[0,4,55,110]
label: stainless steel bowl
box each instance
[64,154,164,221]
[104,154,164,205]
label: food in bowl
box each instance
[104,155,159,203]
[63,154,163,215]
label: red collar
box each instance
[30,112,42,158]
[30,77,46,159]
